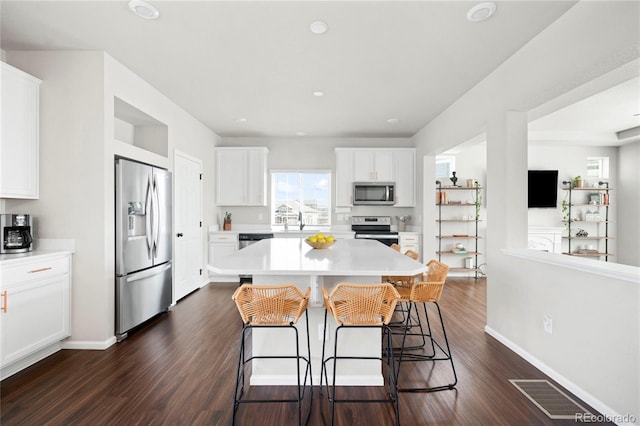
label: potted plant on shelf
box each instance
[573,176,583,189]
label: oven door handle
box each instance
[355,234,398,239]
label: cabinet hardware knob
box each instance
[177,233,184,237]
[1,291,7,313]
[28,267,52,273]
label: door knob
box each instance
[177,233,184,237]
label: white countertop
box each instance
[0,239,75,265]
[207,237,426,276]
[0,249,73,265]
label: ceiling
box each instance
[529,76,640,146]
[1,1,636,143]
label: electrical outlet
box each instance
[337,214,344,221]
[257,213,263,221]
[543,315,553,334]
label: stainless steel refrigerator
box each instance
[115,157,172,341]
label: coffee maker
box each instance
[1,214,33,254]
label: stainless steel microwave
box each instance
[352,182,395,205]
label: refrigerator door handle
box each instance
[145,174,153,258]
[152,174,160,255]
[126,262,172,283]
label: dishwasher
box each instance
[238,233,274,284]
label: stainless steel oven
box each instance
[351,216,399,246]
[1,214,33,254]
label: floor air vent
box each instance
[510,379,592,420]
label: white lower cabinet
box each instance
[208,233,239,282]
[399,232,421,261]
[1,253,71,379]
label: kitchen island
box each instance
[208,238,426,386]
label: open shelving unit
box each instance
[561,181,614,261]
[436,181,483,278]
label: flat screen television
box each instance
[528,170,558,208]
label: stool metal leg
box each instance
[231,320,313,425]
[321,323,400,426]
[395,301,458,393]
[391,301,428,351]
[232,324,248,425]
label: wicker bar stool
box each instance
[394,260,458,393]
[231,284,312,425]
[385,249,423,335]
[319,283,401,426]
[382,244,403,284]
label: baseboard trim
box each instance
[484,326,636,426]
[1,343,62,380]
[61,336,117,350]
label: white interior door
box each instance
[174,151,203,301]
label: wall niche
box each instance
[114,97,168,158]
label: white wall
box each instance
[4,51,219,347]
[5,51,111,345]
[617,141,640,266]
[217,137,415,228]
[413,1,639,423]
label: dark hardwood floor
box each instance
[1,278,612,425]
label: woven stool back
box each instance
[425,259,449,282]
[323,283,400,326]
[403,250,419,260]
[232,284,310,325]
[406,260,449,303]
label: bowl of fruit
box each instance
[305,233,335,249]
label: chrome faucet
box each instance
[298,211,305,230]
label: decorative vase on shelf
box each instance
[573,177,583,188]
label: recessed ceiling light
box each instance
[310,21,329,35]
[387,118,400,124]
[296,132,306,136]
[233,117,248,123]
[467,2,496,22]
[313,91,325,97]
[128,0,160,20]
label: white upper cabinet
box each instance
[335,149,354,206]
[394,149,416,207]
[0,62,41,199]
[335,148,415,207]
[216,147,268,206]
[353,150,394,182]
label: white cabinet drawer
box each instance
[209,233,238,243]
[1,256,69,285]
[399,234,420,243]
